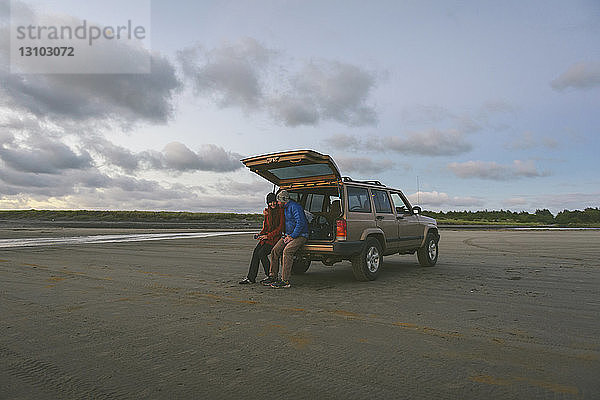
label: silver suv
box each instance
[242,150,440,281]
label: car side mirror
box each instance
[412,206,421,215]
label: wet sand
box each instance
[1,228,599,399]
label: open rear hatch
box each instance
[241,150,341,187]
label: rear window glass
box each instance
[372,189,393,213]
[268,164,336,180]
[347,187,371,213]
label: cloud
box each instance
[322,133,365,151]
[406,191,485,208]
[1,59,181,125]
[0,2,181,125]
[0,171,268,212]
[269,61,377,126]
[382,129,472,156]
[334,156,395,174]
[447,160,550,180]
[177,38,273,109]
[268,95,319,126]
[0,166,110,197]
[323,129,472,157]
[0,6,255,211]
[551,62,600,91]
[160,142,243,172]
[505,131,558,150]
[178,39,378,127]
[82,135,143,172]
[0,135,92,174]
[80,134,243,173]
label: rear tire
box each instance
[417,233,438,267]
[291,258,311,275]
[352,237,382,281]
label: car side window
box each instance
[372,189,393,213]
[390,192,411,214]
[347,186,371,213]
[306,193,325,212]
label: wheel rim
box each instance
[366,246,380,273]
[428,240,437,260]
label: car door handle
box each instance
[396,215,404,220]
[376,216,384,220]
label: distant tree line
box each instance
[0,209,263,222]
[0,208,598,225]
[422,207,600,225]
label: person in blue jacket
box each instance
[263,190,309,288]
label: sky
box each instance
[1,0,599,213]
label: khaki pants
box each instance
[270,236,307,281]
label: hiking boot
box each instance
[271,280,291,288]
[239,278,254,284]
[260,276,277,285]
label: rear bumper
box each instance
[301,240,364,258]
[333,241,364,256]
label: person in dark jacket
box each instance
[263,189,309,288]
[239,193,285,284]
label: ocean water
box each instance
[0,231,251,249]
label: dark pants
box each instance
[247,242,273,281]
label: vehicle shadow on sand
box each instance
[290,258,434,288]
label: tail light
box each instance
[336,219,347,240]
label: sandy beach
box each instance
[1,227,599,399]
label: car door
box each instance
[371,189,400,254]
[345,186,375,242]
[390,191,423,249]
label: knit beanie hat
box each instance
[266,192,277,204]
[276,190,290,202]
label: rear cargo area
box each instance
[287,186,342,242]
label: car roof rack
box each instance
[342,177,385,186]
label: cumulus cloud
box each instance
[269,61,377,126]
[178,39,378,127]
[551,62,600,91]
[80,137,244,173]
[82,135,143,172]
[406,191,484,208]
[160,143,243,172]
[0,135,92,174]
[447,160,550,180]
[178,38,273,109]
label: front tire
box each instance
[417,233,438,267]
[352,237,382,281]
